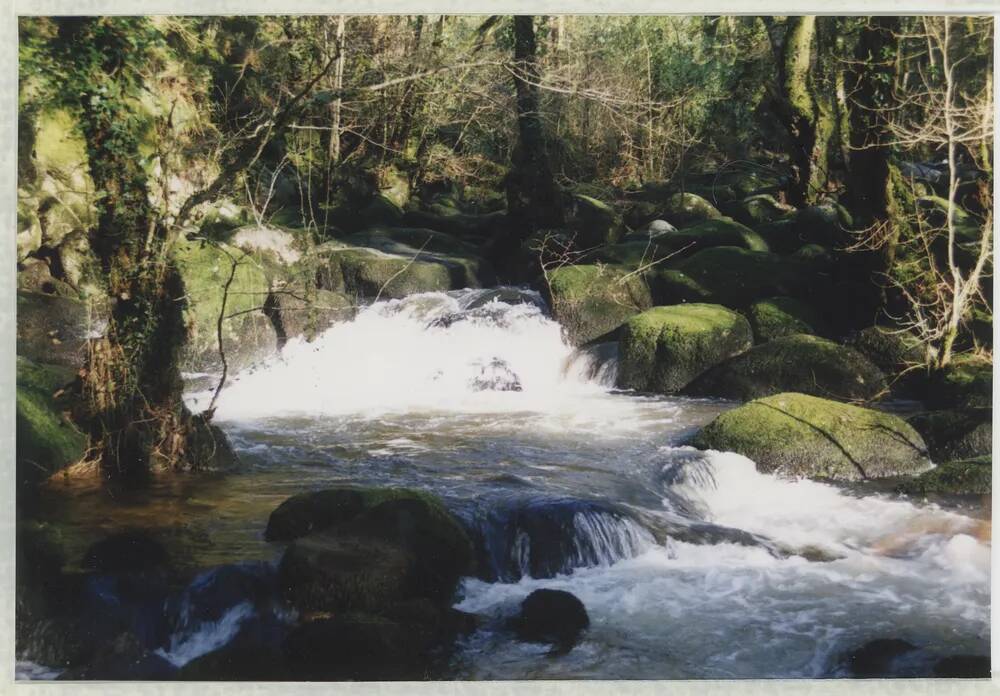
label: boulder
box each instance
[513,589,589,648]
[16,357,87,490]
[358,194,404,228]
[655,246,811,309]
[722,193,793,227]
[81,531,168,575]
[793,203,853,247]
[544,264,652,346]
[927,356,992,410]
[272,488,473,613]
[752,216,802,254]
[16,291,96,369]
[17,258,77,298]
[746,297,828,342]
[618,304,753,394]
[661,192,723,227]
[895,456,991,496]
[469,358,522,392]
[228,225,305,264]
[906,409,992,462]
[566,194,624,247]
[691,392,929,481]
[262,288,354,346]
[654,217,769,254]
[845,326,925,376]
[317,246,458,301]
[685,334,886,402]
[173,238,279,372]
[842,638,918,678]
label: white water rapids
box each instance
[179,287,989,678]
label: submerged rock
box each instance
[618,304,753,394]
[544,263,652,346]
[685,334,886,402]
[692,393,928,481]
[470,358,522,392]
[513,589,590,648]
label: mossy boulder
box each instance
[16,357,87,490]
[16,291,96,369]
[655,217,769,254]
[685,334,887,402]
[173,238,278,372]
[646,269,716,306]
[566,194,624,248]
[274,487,474,613]
[661,246,811,308]
[723,194,793,227]
[906,409,992,462]
[895,456,991,496]
[195,199,252,239]
[753,216,802,254]
[845,326,925,376]
[792,203,853,247]
[618,304,753,394]
[545,264,652,346]
[661,192,723,227]
[927,356,992,409]
[746,297,828,342]
[691,392,929,481]
[263,288,354,346]
[317,246,455,301]
[358,194,404,229]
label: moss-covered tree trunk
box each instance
[845,17,909,318]
[506,15,563,231]
[56,18,214,481]
[774,16,831,206]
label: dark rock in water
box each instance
[514,589,589,648]
[279,534,413,613]
[274,489,473,613]
[907,409,992,462]
[428,304,512,330]
[844,638,918,677]
[59,631,176,680]
[470,497,652,582]
[933,654,991,678]
[22,617,93,670]
[470,358,522,392]
[281,600,470,681]
[175,617,290,681]
[165,562,277,630]
[684,334,887,402]
[81,531,168,575]
[462,287,546,311]
[266,486,451,542]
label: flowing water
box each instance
[24,288,990,679]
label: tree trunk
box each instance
[57,18,223,482]
[506,15,563,232]
[845,17,907,317]
[774,16,829,206]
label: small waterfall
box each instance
[192,287,616,420]
[470,497,656,582]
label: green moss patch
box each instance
[685,333,886,401]
[670,246,811,308]
[691,392,929,481]
[546,264,652,346]
[746,297,828,342]
[618,303,752,393]
[895,456,991,496]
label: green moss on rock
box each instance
[16,357,87,490]
[723,194,793,227]
[618,304,753,393]
[318,246,455,301]
[746,297,828,342]
[685,333,887,401]
[662,192,723,227]
[670,246,810,308]
[928,356,992,409]
[907,409,992,462]
[545,264,652,346]
[691,392,929,481]
[568,194,624,248]
[895,456,991,496]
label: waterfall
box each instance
[189,288,620,421]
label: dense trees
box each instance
[17,15,994,477]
